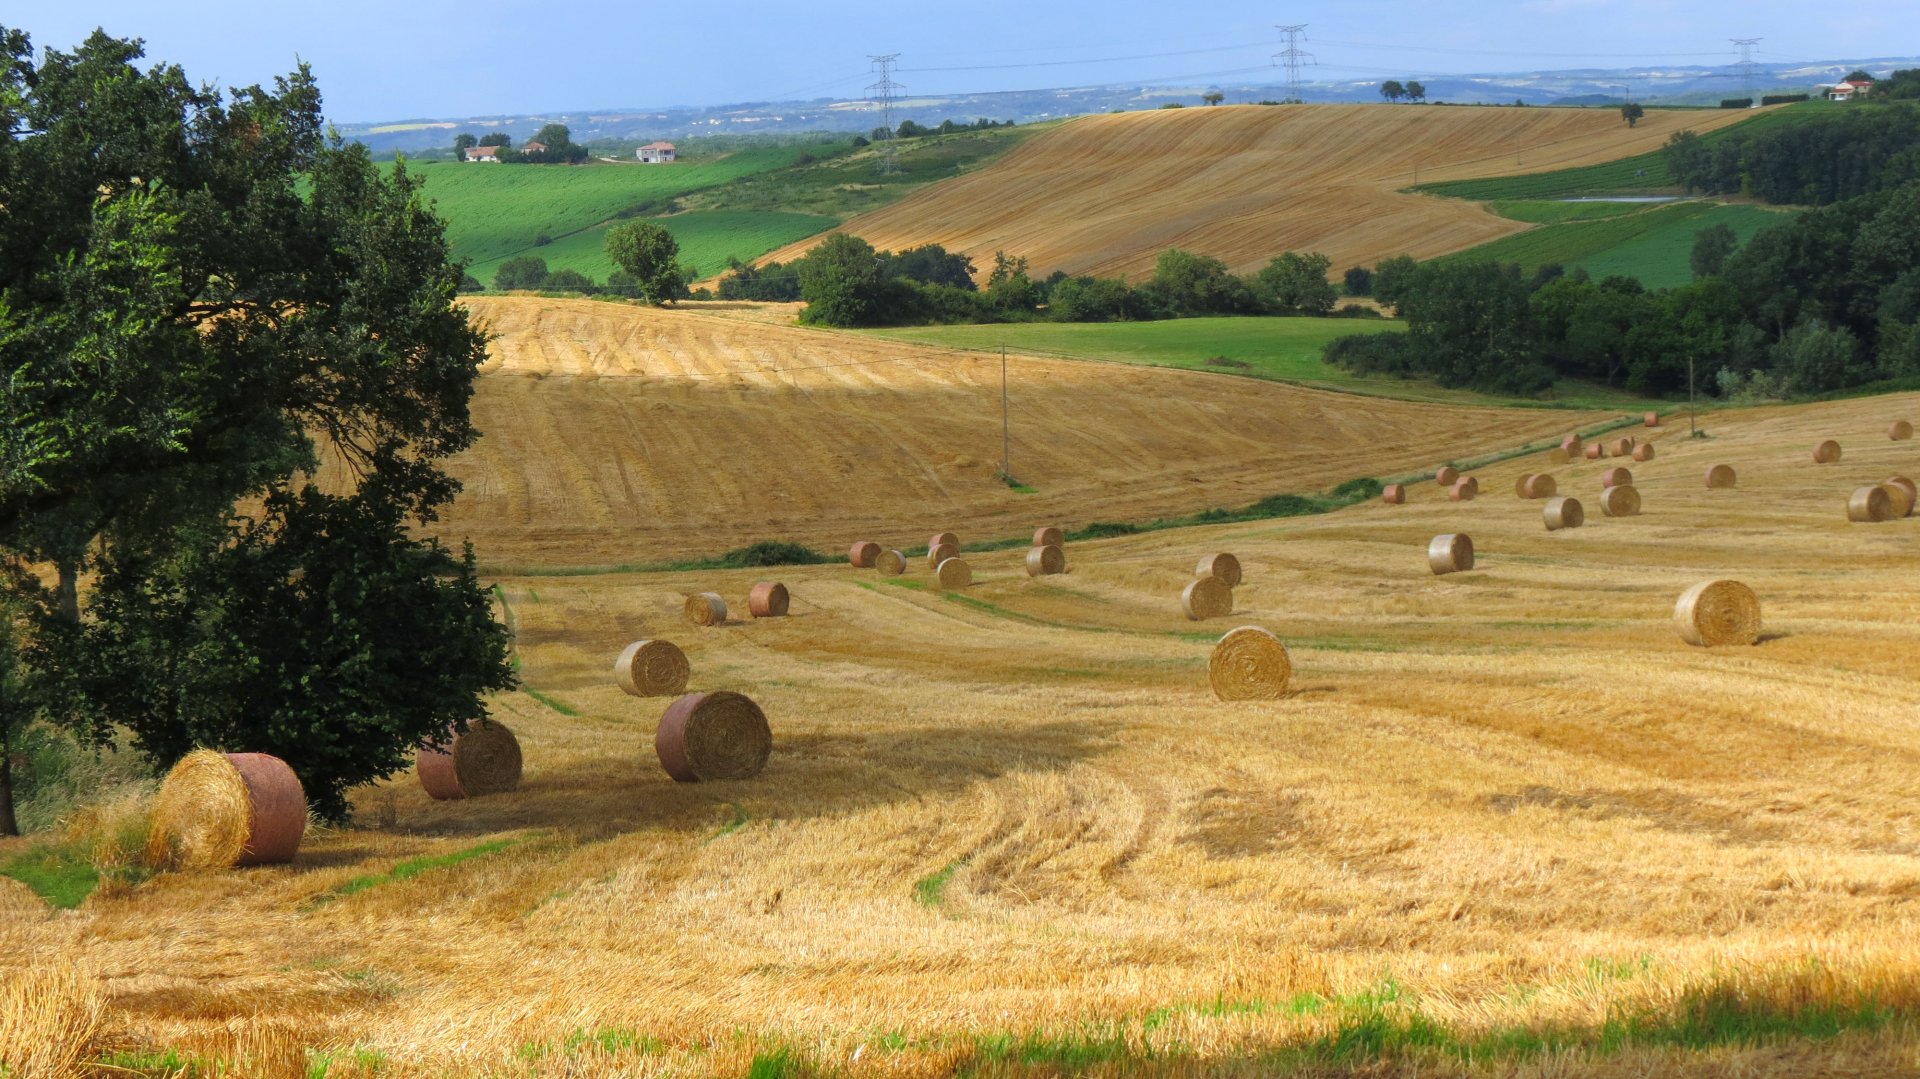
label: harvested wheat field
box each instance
[444,296,1603,568]
[758,104,1761,281]
[9,389,1920,1077]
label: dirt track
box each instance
[759,103,1759,280]
[447,296,1607,568]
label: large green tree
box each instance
[604,221,687,304]
[1253,251,1338,315]
[797,233,887,326]
[0,27,512,826]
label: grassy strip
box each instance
[0,844,100,909]
[522,686,580,716]
[307,837,523,907]
[914,859,965,907]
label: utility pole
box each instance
[867,54,902,175]
[1689,355,1697,438]
[1273,25,1314,104]
[1731,38,1762,103]
[1001,345,1010,480]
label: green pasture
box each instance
[470,210,837,284]
[1442,202,1795,288]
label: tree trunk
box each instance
[55,561,79,624]
[0,737,18,837]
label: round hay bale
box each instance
[1026,544,1067,576]
[1523,474,1558,500]
[614,639,691,697]
[1181,575,1234,620]
[1848,485,1894,523]
[1877,482,1914,519]
[1381,484,1406,505]
[1561,434,1584,456]
[1208,626,1292,701]
[1885,476,1917,516]
[655,691,771,783]
[1428,533,1473,575]
[683,592,728,627]
[1196,553,1243,586]
[1460,475,1480,495]
[1600,484,1642,517]
[875,549,907,576]
[417,719,522,800]
[146,751,306,869]
[1644,411,1660,428]
[1543,496,1584,531]
[848,540,881,568]
[1448,478,1477,502]
[1674,580,1761,647]
[1584,443,1606,460]
[1812,439,1842,464]
[1601,467,1633,489]
[1891,420,1914,441]
[1548,447,1570,465]
[1632,442,1655,462]
[1032,526,1064,548]
[1610,437,1635,458]
[1435,466,1459,486]
[1705,464,1737,489]
[1515,474,1534,498]
[927,542,958,569]
[748,582,790,618]
[935,557,972,590]
[928,531,958,552]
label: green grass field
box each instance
[415,148,801,276]
[470,210,838,283]
[1414,102,1827,200]
[1440,201,1796,288]
[863,318,1651,408]
[1486,199,1649,224]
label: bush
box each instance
[1330,477,1385,501]
[1720,98,1754,109]
[1761,93,1811,106]
[1333,304,1384,318]
[492,255,550,291]
[1245,494,1322,517]
[1323,332,1419,376]
[1076,522,1140,538]
[1344,266,1373,296]
[544,269,595,293]
[1048,275,1141,322]
[715,541,832,568]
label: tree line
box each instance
[718,237,1365,326]
[1666,102,1920,205]
[1320,180,1920,399]
[452,122,590,164]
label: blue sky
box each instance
[8,1,1914,121]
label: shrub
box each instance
[715,541,832,568]
[1324,332,1419,376]
[1331,477,1385,501]
[1761,93,1811,106]
[1720,98,1754,110]
[1076,522,1140,538]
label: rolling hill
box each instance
[442,296,1614,569]
[755,103,1764,281]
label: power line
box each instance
[900,43,1253,74]
[1731,38,1762,102]
[867,53,902,175]
[1273,24,1315,104]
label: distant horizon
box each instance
[7,1,1916,124]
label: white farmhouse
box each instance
[636,141,677,164]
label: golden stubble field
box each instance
[758,103,1760,282]
[7,384,1920,1076]
[442,296,1607,569]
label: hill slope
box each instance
[444,297,1610,568]
[757,104,1762,280]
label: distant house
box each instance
[637,141,677,164]
[522,140,549,154]
[1826,79,1874,101]
[464,145,502,162]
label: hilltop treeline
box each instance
[1323,180,1920,398]
[721,238,1362,326]
[1665,101,1920,205]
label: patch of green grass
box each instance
[310,837,522,906]
[562,1027,664,1056]
[862,317,1649,409]
[1441,201,1795,288]
[1485,199,1650,223]
[0,843,100,909]
[475,210,838,283]
[522,686,579,716]
[708,804,748,842]
[744,1046,801,1079]
[914,859,964,907]
[970,1027,1131,1069]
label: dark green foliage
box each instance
[1871,70,1920,100]
[517,123,589,164]
[0,27,514,827]
[604,220,686,304]
[715,541,832,568]
[1621,103,1645,127]
[797,234,888,326]
[882,244,977,290]
[1761,93,1811,106]
[1372,255,1420,309]
[1666,104,1920,204]
[718,258,803,301]
[1323,332,1419,377]
[1398,261,1550,393]
[544,268,595,293]
[1047,276,1141,321]
[1692,223,1739,278]
[458,272,485,293]
[985,250,1040,312]
[1331,477,1385,501]
[1253,251,1338,315]
[1075,522,1140,539]
[1134,249,1256,317]
[85,490,514,823]
[494,255,551,290]
[1343,266,1373,295]
[1720,98,1754,110]
[477,133,511,148]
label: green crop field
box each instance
[469,210,838,284]
[863,318,1650,408]
[1485,199,1649,224]
[1414,102,1827,200]
[415,148,800,273]
[1440,201,1796,288]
